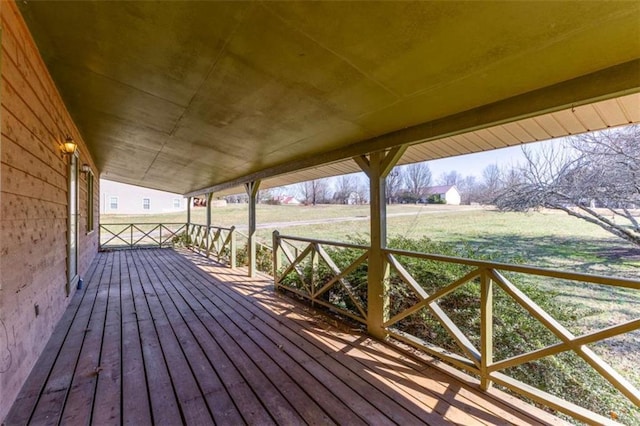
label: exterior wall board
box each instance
[101,179,187,215]
[445,188,461,205]
[0,1,100,421]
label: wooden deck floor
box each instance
[5,249,565,426]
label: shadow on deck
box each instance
[5,249,565,425]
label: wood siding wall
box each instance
[0,1,99,420]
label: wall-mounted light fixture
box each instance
[81,164,92,174]
[60,136,77,156]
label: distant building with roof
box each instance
[422,185,461,205]
[100,180,187,214]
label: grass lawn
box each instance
[103,203,640,271]
[102,203,640,406]
[102,203,428,225]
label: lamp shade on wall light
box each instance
[61,136,77,155]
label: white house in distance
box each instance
[100,180,187,214]
[424,185,461,205]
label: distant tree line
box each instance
[223,124,639,246]
[247,160,523,207]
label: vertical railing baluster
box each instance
[130,225,133,249]
[216,229,222,262]
[480,268,493,390]
[272,231,281,290]
[205,226,211,258]
[311,243,319,302]
[229,226,237,269]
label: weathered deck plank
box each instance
[5,248,566,426]
[119,251,153,426]
[6,253,105,426]
[158,249,423,425]
[134,250,215,425]
[128,250,182,425]
[134,249,244,425]
[28,252,111,426]
[59,252,112,425]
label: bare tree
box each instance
[438,170,463,186]
[333,175,356,204]
[403,163,432,201]
[297,178,331,206]
[478,163,502,204]
[501,166,523,189]
[496,125,640,246]
[386,168,404,204]
[457,175,480,204]
[258,188,274,203]
[353,175,369,204]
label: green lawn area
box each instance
[102,204,640,403]
[102,204,639,274]
[102,203,424,225]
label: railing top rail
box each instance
[383,247,640,290]
[235,230,273,250]
[100,222,187,226]
[206,225,235,232]
[276,233,370,251]
[184,223,236,232]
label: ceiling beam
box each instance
[185,59,640,197]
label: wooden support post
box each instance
[480,269,493,390]
[311,245,319,300]
[272,230,281,290]
[187,196,192,238]
[230,226,237,269]
[355,145,407,340]
[245,180,261,277]
[205,193,213,258]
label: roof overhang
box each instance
[15,1,640,196]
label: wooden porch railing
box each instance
[187,224,237,267]
[272,232,640,425]
[272,232,370,324]
[100,222,277,273]
[235,230,274,275]
[99,223,186,250]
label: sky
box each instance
[270,137,571,196]
[355,137,564,186]
[427,143,532,180]
[103,137,566,197]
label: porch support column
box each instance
[205,193,213,257]
[187,196,192,232]
[245,180,261,277]
[354,145,407,339]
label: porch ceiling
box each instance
[18,1,640,196]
